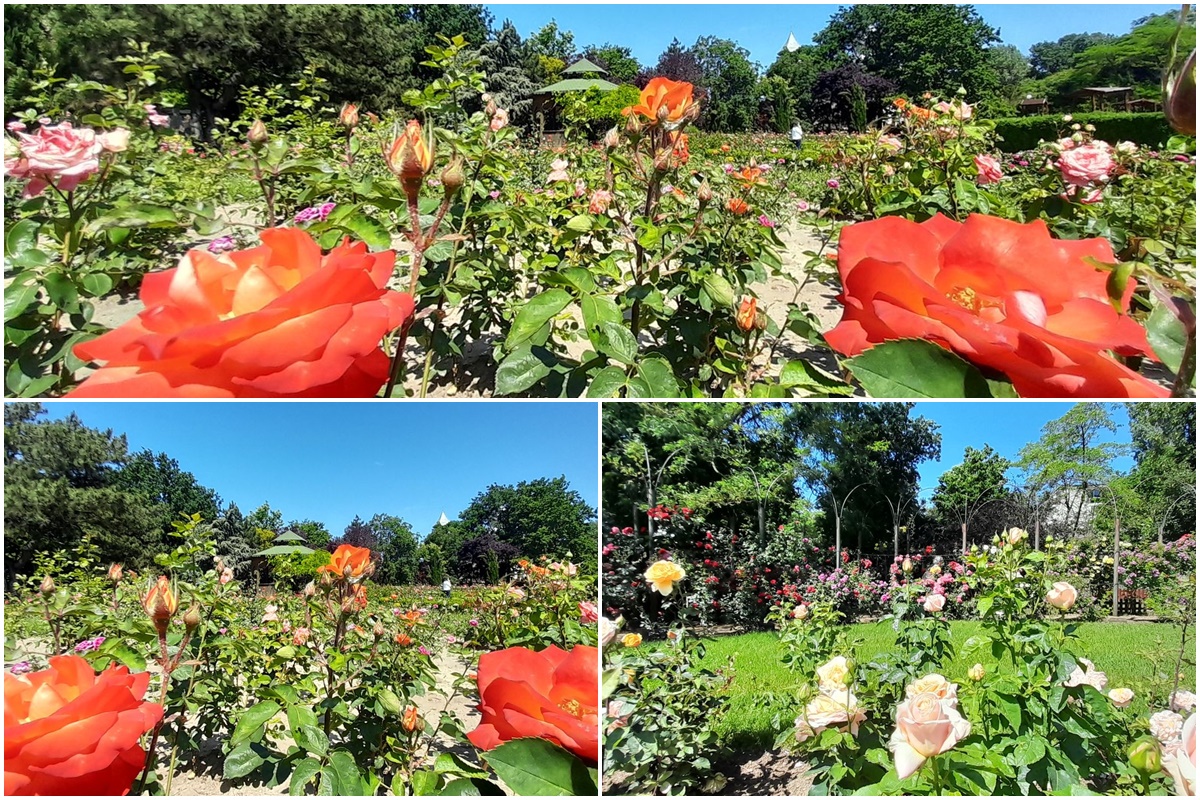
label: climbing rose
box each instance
[70,228,414,397]
[467,645,598,764]
[4,655,163,795]
[824,214,1167,398]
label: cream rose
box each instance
[792,603,809,620]
[1152,710,1186,746]
[889,692,972,779]
[922,594,946,614]
[906,674,958,705]
[795,689,866,742]
[98,127,131,153]
[1108,688,1134,708]
[644,560,686,596]
[1064,657,1108,692]
[816,656,853,692]
[1046,581,1078,611]
[1171,691,1197,712]
[599,616,617,647]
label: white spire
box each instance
[437,511,450,527]
[785,32,801,53]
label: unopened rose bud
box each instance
[968,663,985,682]
[183,605,201,631]
[604,127,620,149]
[401,706,423,733]
[1128,736,1162,776]
[657,104,671,124]
[108,563,124,584]
[247,119,268,146]
[698,179,712,205]
[339,102,360,129]
[385,119,434,196]
[320,571,334,588]
[341,596,356,615]
[440,158,465,194]
[754,309,769,332]
[373,621,386,639]
[902,558,913,574]
[303,581,316,598]
[485,98,498,116]
[684,102,701,123]
[143,576,178,633]
[40,576,55,596]
[625,114,642,137]
[1164,48,1196,136]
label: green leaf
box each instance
[636,357,680,397]
[1009,736,1046,767]
[601,668,621,702]
[505,289,572,350]
[586,366,628,398]
[80,272,114,297]
[4,219,41,257]
[326,750,362,795]
[483,738,598,796]
[580,294,622,343]
[336,214,391,250]
[845,339,995,398]
[223,742,266,780]
[564,214,593,233]
[231,700,280,746]
[701,273,735,307]
[1146,301,1190,375]
[89,203,178,231]
[376,687,403,715]
[494,346,555,396]
[293,725,328,758]
[433,752,490,779]
[4,281,39,322]
[438,778,505,795]
[595,322,639,366]
[411,769,441,796]
[289,758,322,796]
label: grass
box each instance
[683,620,1195,751]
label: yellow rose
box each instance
[816,656,853,692]
[644,560,686,596]
[906,673,958,703]
[621,633,643,648]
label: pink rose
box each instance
[1058,144,1114,187]
[589,190,613,214]
[579,601,599,624]
[489,108,509,132]
[889,692,971,779]
[1163,713,1196,796]
[6,122,102,197]
[98,128,131,153]
[1045,581,1078,611]
[974,154,1003,185]
[922,594,946,613]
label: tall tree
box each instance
[766,45,824,125]
[1017,404,1124,533]
[212,503,256,579]
[478,21,537,127]
[583,43,641,83]
[931,445,1012,551]
[458,477,597,567]
[814,5,1001,99]
[114,450,221,538]
[653,38,705,89]
[691,36,759,132]
[370,513,419,584]
[1028,32,1119,78]
[286,519,332,548]
[1119,404,1196,542]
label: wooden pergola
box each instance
[531,58,620,144]
[1017,97,1051,115]
[1071,87,1136,111]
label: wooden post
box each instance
[1112,516,1120,617]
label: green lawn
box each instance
[685,621,1195,751]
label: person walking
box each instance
[789,119,804,149]
[441,576,452,599]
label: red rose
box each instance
[71,228,414,397]
[467,644,598,764]
[5,655,163,795]
[825,214,1167,398]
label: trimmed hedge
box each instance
[991,112,1176,152]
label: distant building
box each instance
[531,58,620,144]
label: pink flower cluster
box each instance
[4,121,128,198]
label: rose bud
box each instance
[107,564,124,584]
[1128,735,1162,776]
[373,621,386,639]
[183,605,201,632]
[142,576,177,633]
[339,102,360,129]
[902,558,913,574]
[1164,48,1196,136]
[385,120,434,195]
[603,127,620,150]
[754,309,769,332]
[341,596,356,615]
[440,158,465,195]
[39,576,55,596]
[247,119,268,146]
[402,706,423,732]
[625,114,643,137]
[968,663,985,682]
[303,581,317,598]
[735,298,758,332]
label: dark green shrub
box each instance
[992,112,1176,152]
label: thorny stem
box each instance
[42,600,61,655]
[1170,326,1195,397]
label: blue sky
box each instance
[32,402,599,537]
[486,4,1177,68]
[911,401,1134,491]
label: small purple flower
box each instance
[10,661,33,675]
[489,190,501,200]
[827,178,841,189]
[207,235,237,254]
[219,627,228,635]
[294,201,336,224]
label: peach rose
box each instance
[795,689,866,742]
[70,228,414,397]
[905,674,957,705]
[1058,144,1113,187]
[922,594,946,614]
[1064,657,1108,692]
[1046,581,1078,611]
[4,656,163,795]
[1163,713,1196,796]
[889,692,972,779]
[792,603,809,620]
[644,560,686,596]
[1108,688,1134,708]
[98,128,131,153]
[599,617,617,647]
[974,154,1003,184]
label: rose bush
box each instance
[70,228,414,397]
[4,655,163,795]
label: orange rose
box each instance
[70,229,413,397]
[5,655,163,795]
[467,645,598,764]
[824,214,1168,398]
[385,120,434,184]
[142,575,177,631]
[319,544,372,582]
[732,167,767,189]
[401,706,422,732]
[394,633,413,646]
[726,197,750,215]
[622,77,694,125]
[736,298,758,332]
[669,131,689,165]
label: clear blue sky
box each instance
[35,402,599,537]
[486,4,1177,68]
[911,401,1134,492]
